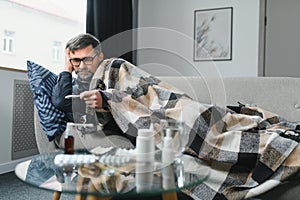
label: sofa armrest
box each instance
[34,107,134,154]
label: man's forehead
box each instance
[70,45,95,54]
[70,50,95,57]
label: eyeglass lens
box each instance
[70,55,96,66]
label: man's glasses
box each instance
[69,54,97,67]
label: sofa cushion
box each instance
[27,60,66,141]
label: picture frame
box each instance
[194,7,233,61]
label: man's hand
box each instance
[80,90,103,109]
[64,48,74,73]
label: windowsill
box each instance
[2,51,15,56]
[0,66,27,73]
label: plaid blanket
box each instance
[91,58,300,200]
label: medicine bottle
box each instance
[64,122,74,154]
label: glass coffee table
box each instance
[15,148,210,200]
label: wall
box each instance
[0,68,28,172]
[136,0,262,77]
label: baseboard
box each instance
[0,156,33,174]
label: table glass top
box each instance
[15,148,210,198]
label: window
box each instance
[3,30,15,53]
[0,0,86,73]
[52,41,62,62]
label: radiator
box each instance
[11,79,38,160]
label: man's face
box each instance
[69,44,103,81]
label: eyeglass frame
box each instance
[69,54,98,67]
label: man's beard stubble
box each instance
[75,68,94,83]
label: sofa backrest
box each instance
[158,76,300,122]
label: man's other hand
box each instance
[64,48,74,73]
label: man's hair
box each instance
[65,33,102,55]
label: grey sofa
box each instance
[159,76,300,122]
[34,76,300,199]
[159,76,300,200]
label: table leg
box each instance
[87,183,112,200]
[76,192,87,200]
[75,176,111,200]
[162,192,178,200]
[75,176,90,200]
[53,191,61,200]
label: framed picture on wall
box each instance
[194,7,233,61]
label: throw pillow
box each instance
[27,60,66,141]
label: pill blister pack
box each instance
[54,152,134,167]
[54,154,97,167]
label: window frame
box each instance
[3,30,15,54]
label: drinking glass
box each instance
[160,119,188,161]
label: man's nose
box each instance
[78,61,87,68]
